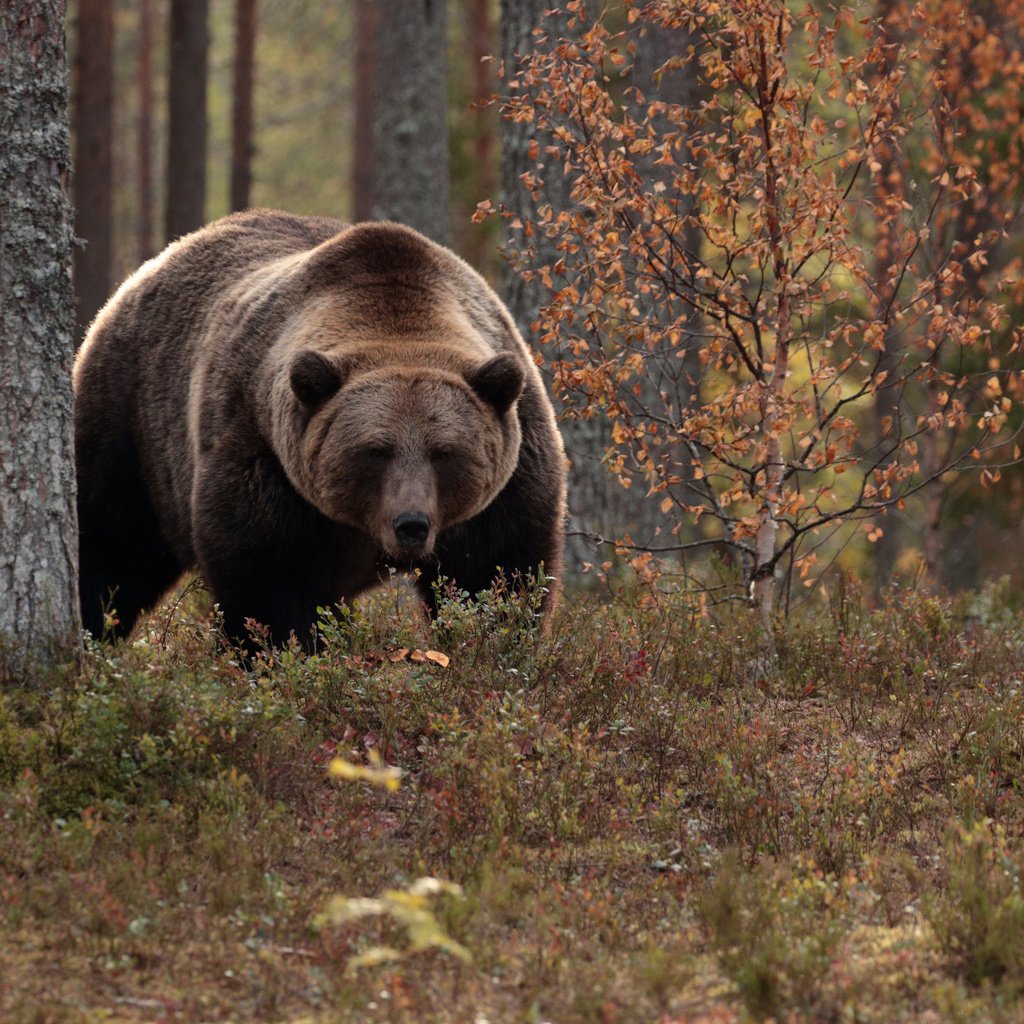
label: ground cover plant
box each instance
[2,574,1024,1022]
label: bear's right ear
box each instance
[290,351,348,407]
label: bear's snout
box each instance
[393,511,431,550]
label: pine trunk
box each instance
[71,0,114,340]
[462,0,497,269]
[870,0,905,594]
[0,0,81,679]
[351,0,379,221]
[628,16,703,553]
[137,0,155,260]
[229,0,257,212]
[165,0,208,241]
[372,0,448,245]
[501,1,631,574]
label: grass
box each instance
[3,573,1024,1021]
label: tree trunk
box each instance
[165,0,208,241]
[751,25,792,634]
[462,0,497,269]
[920,381,944,588]
[870,0,906,595]
[0,0,81,679]
[229,0,257,212]
[137,0,155,261]
[352,0,379,221]
[71,0,114,340]
[627,15,703,552]
[372,0,449,244]
[500,0,603,574]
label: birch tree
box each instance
[499,1,1022,629]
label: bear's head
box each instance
[287,349,525,561]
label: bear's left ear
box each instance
[467,354,525,416]
[290,351,349,407]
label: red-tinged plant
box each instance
[491,0,1024,629]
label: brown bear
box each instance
[74,210,566,646]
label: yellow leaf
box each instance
[328,757,402,792]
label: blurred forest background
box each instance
[65,0,1024,610]
[68,0,502,303]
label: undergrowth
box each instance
[2,575,1024,1021]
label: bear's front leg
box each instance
[193,453,378,650]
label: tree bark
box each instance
[869,0,906,594]
[165,0,209,241]
[751,21,792,634]
[71,0,114,340]
[627,15,703,552]
[137,0,155,261]
[229,0,257,212]
[0,0,81,679]
[501,1,594,572]
[352,0,379,222]
[372,0,449,244]
[462,0,497,269]
[504,1,665,576]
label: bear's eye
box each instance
[431,449,452,464]
[364,445,393,461]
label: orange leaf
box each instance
[408,649,451,668]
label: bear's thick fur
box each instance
[74,210,566,645]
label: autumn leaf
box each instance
[328,750,402,792]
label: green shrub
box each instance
[700,853,848,1020]
[926,822,1024,990]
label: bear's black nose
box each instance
[393,511,431,548]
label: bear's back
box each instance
[74,211,349,563]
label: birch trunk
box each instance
[752,31,790,633]
[0,0,81,679]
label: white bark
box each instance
[0,0,81,678]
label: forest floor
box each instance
[2,574,1024,1023]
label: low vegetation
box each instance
[3,574,1024,1022]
